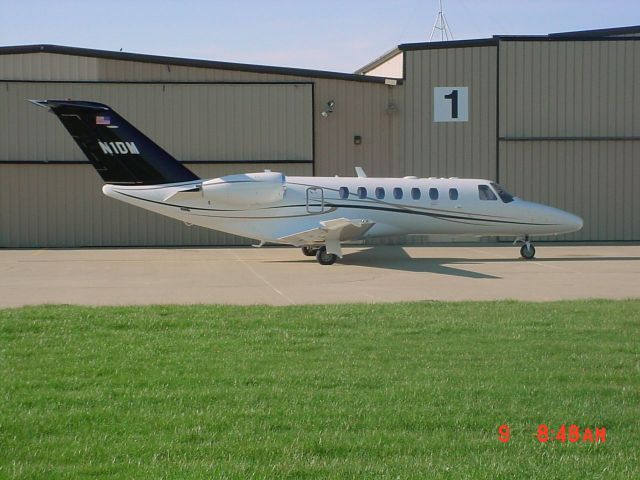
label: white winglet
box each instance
[355,166,367,178]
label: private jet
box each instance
[30,100,583,265]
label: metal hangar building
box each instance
[1,25,638,248]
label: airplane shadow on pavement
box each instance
[271,246,640,279]
[339,249,500,278]
[273,247,501,278]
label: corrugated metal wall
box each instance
[93,57,398,178]
[0,54,397,177]
[402,46,497,179]
[0,53,398,247]
[0,81,315,247]
[0,82,313,247]
[498,40,640,240]
[500,141,639,240]
[499,41,638,137]
[374,45,498,244]
[2,82,312,162]
[0,53,99,80]
[0,163,312,248]
[2,38,637,247]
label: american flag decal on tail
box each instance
[96,115,111,125]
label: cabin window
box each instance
[375,187,385,199]
[393,187,403,199]
[357,187,367,199]
[429,188,439,200]
[478,184,497,200]
[490,182,514,203]
[411,187,421,200]
[339,187,349,199]
[449,188,459,200]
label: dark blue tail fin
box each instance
[30,100,199,185]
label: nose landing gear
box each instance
[514,236,536,259]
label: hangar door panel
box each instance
[0,81,313,247]
[0,82,313,163]
[0,162,313,247]
[499,140,640,241]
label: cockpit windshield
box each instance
[490,182,515,203]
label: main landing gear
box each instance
[515,235,536,260]
[301,246,318,257]
[301,246,337,265]
[315,246,338,265]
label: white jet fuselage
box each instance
[31,99,584,264]
[102,174,583,244]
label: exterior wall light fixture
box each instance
[321,100,335,117]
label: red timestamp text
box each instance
[498,424,606,443]
[537,424,606,443]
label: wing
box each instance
[277,218,374,257]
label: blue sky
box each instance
[1,1,639,72]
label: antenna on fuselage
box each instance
[355,167,367,178]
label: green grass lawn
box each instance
[1,301,638,479]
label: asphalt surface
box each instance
[1,245,639,307]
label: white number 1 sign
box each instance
[434,87,468,122]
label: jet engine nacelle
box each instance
[201,171,286,207]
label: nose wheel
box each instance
[520,243,536,259]
[515,236,536,259]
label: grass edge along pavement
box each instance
[1,300,638,479]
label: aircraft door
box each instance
[306,187,325,213]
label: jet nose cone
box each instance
[520,201,583,235]
[557,210,583,233]
[571,214,584,232]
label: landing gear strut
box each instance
[301,246,318,257]
[315,246,337,265]
[515,235,536,260]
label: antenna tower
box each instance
[429,0,454,41]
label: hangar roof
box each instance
[356,24,640,75]
[0,44,392,84]
[548,24,640,37]
[398,24,640,52]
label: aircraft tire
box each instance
[302,246,318,257]
[316,247,337,265]
[520,243,536,260]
